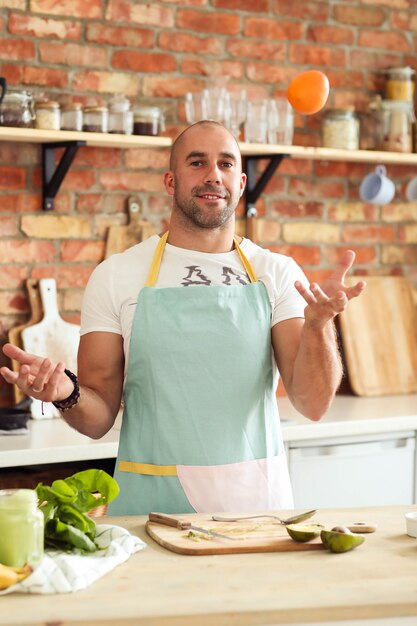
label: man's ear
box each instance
[164,171,175,196]
[240,173,247,197]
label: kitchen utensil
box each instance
[8,279,43,405]
[359,165,395,205]
[212,508,317,525]
[104,195,157,259]
[405,512,417,538]
[148,512,239,541]
[146,512,325,555]
[21,278,80,419]
[339,276,417,396]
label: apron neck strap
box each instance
[145,232,258,287]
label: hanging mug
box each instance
[359,165,395,205]
[0,77,6,105]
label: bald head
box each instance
[169,120,242,172]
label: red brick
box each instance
[0,193,40,212]
[177,9,241,35]
[0,216,18,236]
[60,240,105,263]
[289,179,345,199]
[270,200,323,218]
[30,0,102,18]
[31,265,94,288]
[323,246,377,266]
[307,25,354,45]
[342,226,395,243]
[9,13,82,39]
[159,32,222,55]
[350,49,401,69]
[72,70,140,96]
[359,30,411,52]
[246,63,296,85]
[0,266,28,289]
[333,4,385,26]
[0,292,28,314]
[181,58,243,79]
[86,23,155,48]
[227,39,286,62]
[0,167,26,190]
[268,245,321,266]
[0,241,56,264]
[142,76,205,97]
[392,11,417,31]
[361,0,409,8]
[125,148,170,170]
[40,42,107,67]
[273,0,329,20]
[112,50,176,73]
[60,170,96,191]
[212,0,268,10]
[0,0,25,8]
[148,195,174,215]
[244,17,304,40]
[105,0,174,27]
[76,194,126,215]
[289,44,347,67]
[0,38,35,60]
[21,65,68,88]
[0,142,39,166]
[99,171,165,193]
[315,161,367,178]
[74,147,121,169]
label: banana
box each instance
[0,563,32,590]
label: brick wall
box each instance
[1,0,417,405]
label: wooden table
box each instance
[2,506,417,626]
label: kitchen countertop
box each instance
[1,506,417,626]
[1,394,417,468]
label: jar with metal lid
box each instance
[35,101,60,130]
[379,100,414,153]
[0,90,35,128]
[321,108,360,150]
[108,95,133,134]
[82,106,108,133]
[0,489,44,568]
[384,66,415,102]
[61,103,83,131]
[132,105,164,136]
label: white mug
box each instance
[359,165,395,205]
[405,175,417,201]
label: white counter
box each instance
[1,394,417,469]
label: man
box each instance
[1,121,365,514]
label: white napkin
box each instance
[0,524,146,594]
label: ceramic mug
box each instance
[359,165,395,205]
[405,175,417,201]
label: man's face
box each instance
[165,124,246,230]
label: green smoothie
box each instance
[0,489,44,567]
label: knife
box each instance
[148,512,240,541]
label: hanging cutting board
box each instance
[21,278,80,419]
[338,276,417,396]
[8,279,43,405]
[146,513,324,555]
[105,195,157,259]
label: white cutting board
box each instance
[21,278,80,419]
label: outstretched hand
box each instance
[0,343,74,402]
[294,250,366,328]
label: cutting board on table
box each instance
[105,195,157,259]
[8,279,43,405]
[21,278,80,419]
[146,513,324,555]
[338,276,417,396]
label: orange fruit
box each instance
[287,70,330,115]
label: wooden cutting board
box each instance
[8,279,43,405]
[105,195,157,258]
[338,276,417,396]
[21,278,80,419]
[146,513,324,555]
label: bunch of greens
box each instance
[35,469,119,553]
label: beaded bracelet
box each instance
[52,369,80,412]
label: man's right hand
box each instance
[0,343,74,403]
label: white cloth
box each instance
[0,524,146,595]
[80,235,308,381]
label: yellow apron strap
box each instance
[145,231,258,287]
[145,231,169,287]
[233,237,258,283]
[119,460,177,476]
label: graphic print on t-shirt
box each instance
[181,265,249,286]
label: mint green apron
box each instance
[108,232,293,515]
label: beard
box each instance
[173,183,239,230]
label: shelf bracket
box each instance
[244,153,289,218]
[42,140,86,211]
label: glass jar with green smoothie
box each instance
[0,489,44,568]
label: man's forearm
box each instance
[56,385,119,439]
[289,320,343,421]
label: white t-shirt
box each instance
[80,236,308,379]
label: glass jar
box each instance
[385,66,415,102]
[0,90,35,128]
[321,108,360,150]
[379,100,414,153]
[35,101,60,130]
[108,95,133,134]
[0,489,44,568]
[83,106,108,133]
[132,105,163,136]
[61,103,83,131]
